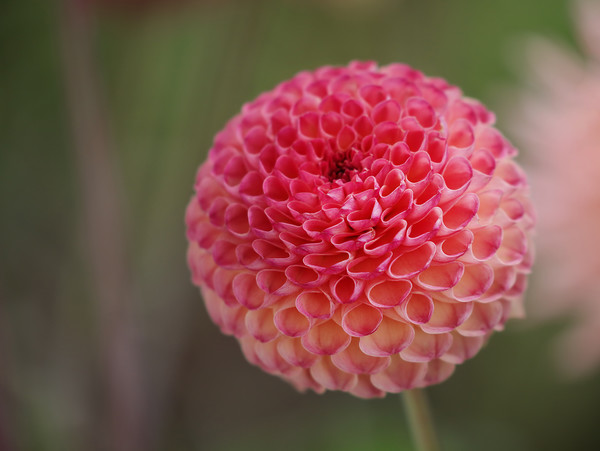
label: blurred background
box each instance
[1,0,599,450]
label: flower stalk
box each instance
[59,1,144,449]
[402,389,440,451]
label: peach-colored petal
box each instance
[341,303,384,337]
[367,279,412,308]
[456,302,504,337]
[349,375,386,399]
[331,339,391,374]
[277,337,319,368]
[397,292,434,325]
[400,329,453,363]
[434,229,473,263]
[441,333,486,364]
[420,359,456,387]
[296,291,333,320]
[359,316,415,357]
[420,299,473,333]
[245,308,279,343]
[451,263,494,302]
[346,252,393,280]
[370,355,428,393]
[310,357,358,391]
[232,272,267,310]
[302,320,351,355]
[416,262,465,292]
[388,242,436,279]
[250,339,292,374]
[274,307,310,337]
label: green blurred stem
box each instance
[402,389,440,451]
[59,1,143,450]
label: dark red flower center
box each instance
[325,149,360,182]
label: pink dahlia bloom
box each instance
[186,61,534,397]
[509,0,600,377]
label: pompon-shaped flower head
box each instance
[510,0,600,377]
[186,61,535,398]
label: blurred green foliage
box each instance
[1,0,598,450]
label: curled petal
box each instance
[420,299,473,333]
[303,251,352,274]
[434,229,473,263]
[346,198,383,230]
[479,266,517,303]
[457,301,504,336]
[212,239,242,269]
[285,264,327,288]
[496,226,528,265]
[330,275,364,304]
[302,320,351,355]
[470,225,502,261]
[310,357,358,391]
[296,291,333,320]
[388,242,436,279]
[440,156,473,204]
[397,292,434,324]
[381,191,413,227]
[256,269,298,296]
[404,207,442,247]
[202,288,247,338]
[379,168,406,208]
[448,118,475,149]
[451,263,494,302]
[441,333,486,364]
[363,221,407,256]
[406,97,436,129]
[248,206,277,239]
[188,244,216,287]
[416,262,465,292]
[370,355,427,393]
[420,359,456,387]
[253,239,298,267]
[331,339,391,374]
[438,193,479,236]
[367,279,412,308]
[372,99,402,123]
[211,266,240,307]
[235,243,268,271]
[349,375,386,399]
[341,303,384,337]
[347,252,393,280]
[359,316,415,357]
[277,337,318,368]
[245,308,279,343]
[469,148,496,191]
[274,307,310,337]
[233,272,267,310]
[254,340,293,373]
[400,329,453,362]
[476,190,503,224]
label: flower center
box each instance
[325,150,360,182]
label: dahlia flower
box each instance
[509,0,600,377]
[186,61,534,397]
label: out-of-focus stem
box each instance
[59,1,144,450]
[0,298,15,451]
[402,389,440,451]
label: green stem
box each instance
[402,389,440,451]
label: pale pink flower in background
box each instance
[186,61,534,397]
[509,0,600,377]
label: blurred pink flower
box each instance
[509,0,600,377]
[186,61,534,397]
